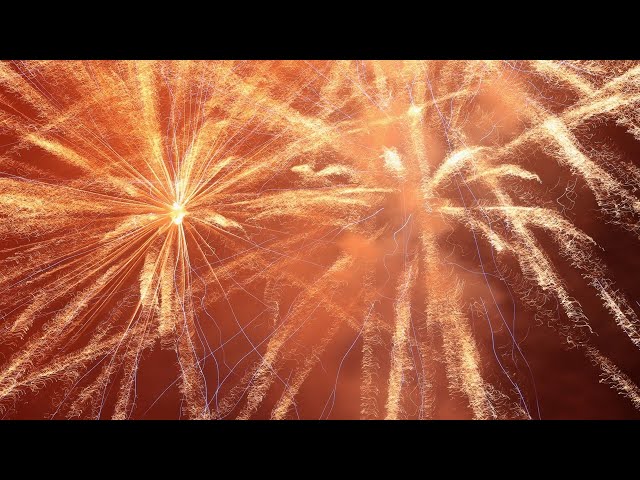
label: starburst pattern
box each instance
[1,60,639,419]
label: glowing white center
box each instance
[170,202,186,225]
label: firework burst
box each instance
[0,60,639,419]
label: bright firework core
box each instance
[170,202,186,225]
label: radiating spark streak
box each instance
[382,214,413,288]
[320,303,373,420]
[185,225,288,382]
[479,298,531,418]
[141,306,271,418]
[386,262,416,420]
[454,177,542,417]
[585,347,640,411]
[235,256,354,419]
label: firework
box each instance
[0,60,639,419]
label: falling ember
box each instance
[0,60,639,419]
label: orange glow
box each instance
[0,60,639,419]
